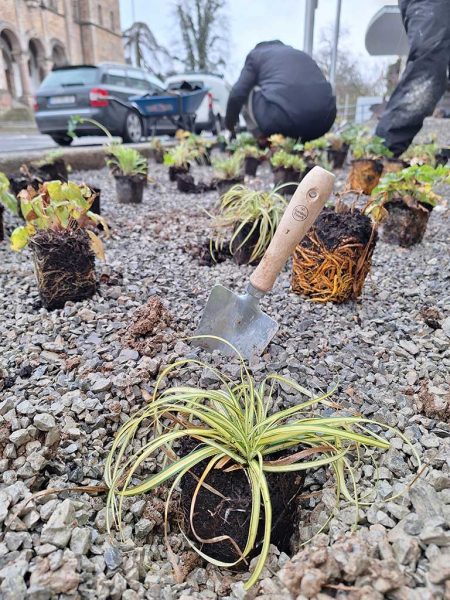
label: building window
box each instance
[110,10,114,31]
[98,4,103,26]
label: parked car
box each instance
[165,72,231,134]
[34,63,165,145]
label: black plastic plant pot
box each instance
[115,175,145,204]
[244,156,260,177]
[230,221,261,265]
[216,177,244,196]
[29,229,96,310]
[9,174,40,197]
[380,198,432,247]
[272,167,303,196]
[150,148,165,164]
[38,158,68,182]
[169,164,190,182]
[180,443,302,563]
[89,187,101,215]
[436,150,448,167]
[176,173,198,193]
[327,144,349,169]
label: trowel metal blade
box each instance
[194,284,278,361]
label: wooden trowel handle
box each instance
[250,166,335,293]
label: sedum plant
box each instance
[365,164,450,221]
[227,131,258,153]
[104,341,419,590]
[0,172,18,215]
[401,141,440,167]
[351,135,393,160]
[164,142,198,169]
[212,153,243,180]
[267,133,298,153]
[211,185,286,263]
[10,181,107,256]
[237,145,267,159]
[106,144,148,177]
[270,149,306,172]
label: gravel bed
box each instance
[0,157,449,600]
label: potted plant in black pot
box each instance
[164,142,197,181]
[267,133,298,156]
[292,198,378,303]
[239,145,267,176]
[34,149,68,181]
[210,184,286,265]
[149,138,165,164]
[106,144,148,204]
[212,153,244,195]
[0,172,18,241]
[186,134,214,166]
[270,150,306,196]
[366,164,449,247]
[324,132,349,169]
[346,135,392,194]
[401,141,442,167]
[10,181,107,309]
[104,345,417,591]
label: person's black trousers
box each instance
[375,0,450,156]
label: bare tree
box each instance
[314,26,387,110]
[174,0,228,71]
[123,22,173,77]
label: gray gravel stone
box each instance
[40,499,75,548]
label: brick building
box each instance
[0,0,124,110]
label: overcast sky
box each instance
[120,0,397,81]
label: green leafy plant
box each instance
[0,172,18,215]
[270,150,306,172]
[211,185,286,263]
[267,134,298,153]
[340,124,368,147]
[401,142,440,167]
[237,145,267,159]
[68,115,115,141]
[10,181,108,257]
[106,144,148,177]
[351,135,393,160]
[365,164,450,221]
[150,138,164,152]
[164,142,198,169]
[104,339,420,590]
[212,153,243,180]
[324,132,346,151]
[226,131,258,153]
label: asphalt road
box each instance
[0,132,126,154]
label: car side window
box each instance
[102,68,127,87]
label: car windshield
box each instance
[40,68,98,89]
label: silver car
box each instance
[34,63,165,145]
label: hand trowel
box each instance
[194,166,335,360]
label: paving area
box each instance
[0,158,449,599]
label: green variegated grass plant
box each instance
[104,338,420,590]
[163,142,198,169]
[106,144,148,177]
[210,184,286,263]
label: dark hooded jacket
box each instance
[225,41,336,140]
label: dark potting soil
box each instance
[244,156,260,177]
[187,238,232,266]
[29,229,96,310]
[179,439,302,563]
[230,222,261,265]
[9,174,41,197]
[37,159,68,182]
[303,208,373,252]
[169,165,190,182]
[380,199,431,247]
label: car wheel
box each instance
[51,135,73,146]
[123,111,143,143]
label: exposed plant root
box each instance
[292,230,377,303]
[30,229,96,310]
